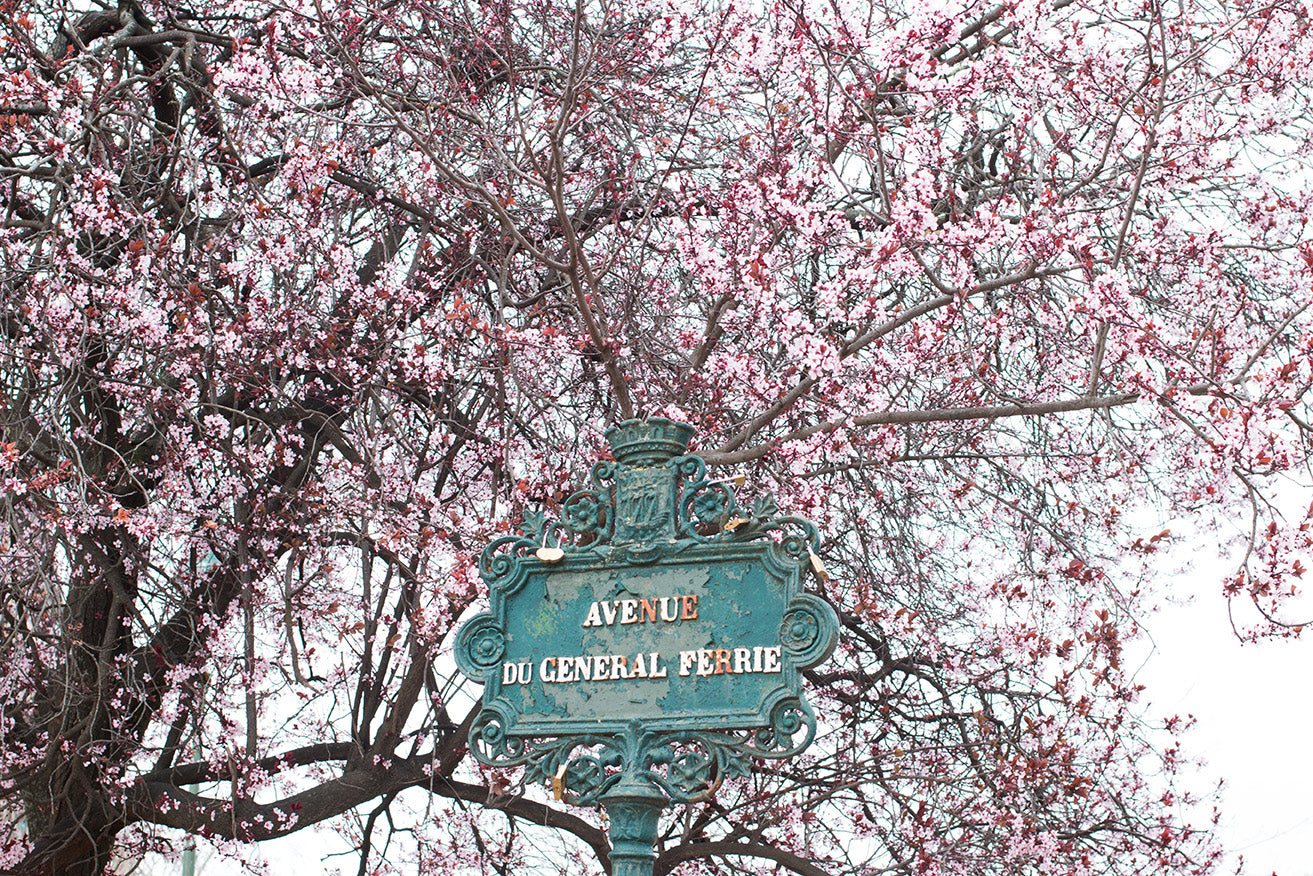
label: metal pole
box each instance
[181,830,196,876]
[182,740,199,876]
[602,781,667,876]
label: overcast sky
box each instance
[1136,583,1312,876]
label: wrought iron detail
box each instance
[505,701,815,807]
[455,418,839,865]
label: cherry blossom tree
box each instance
[2,0,1312,873]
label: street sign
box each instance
[455,418,838,876]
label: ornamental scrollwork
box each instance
[469,703,529,766]
[746,696,816,758]
[515,719,808,806]
[475,420,823,558]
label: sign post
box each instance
[456,419,838,876]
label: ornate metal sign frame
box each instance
[455,419,839,876]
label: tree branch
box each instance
[705,393,1140,466]
[656,839,833,876]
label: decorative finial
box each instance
[604,418,695,467]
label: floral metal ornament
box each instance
[455,418,839,876]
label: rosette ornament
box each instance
[454,614,505,682]
[777,593,839,669]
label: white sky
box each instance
[1137,587,1313,876]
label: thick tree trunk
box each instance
[21,802,120,876]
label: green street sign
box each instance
[455,419,839,876]
[470,545,835,735]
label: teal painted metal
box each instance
[455,419,839,874]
